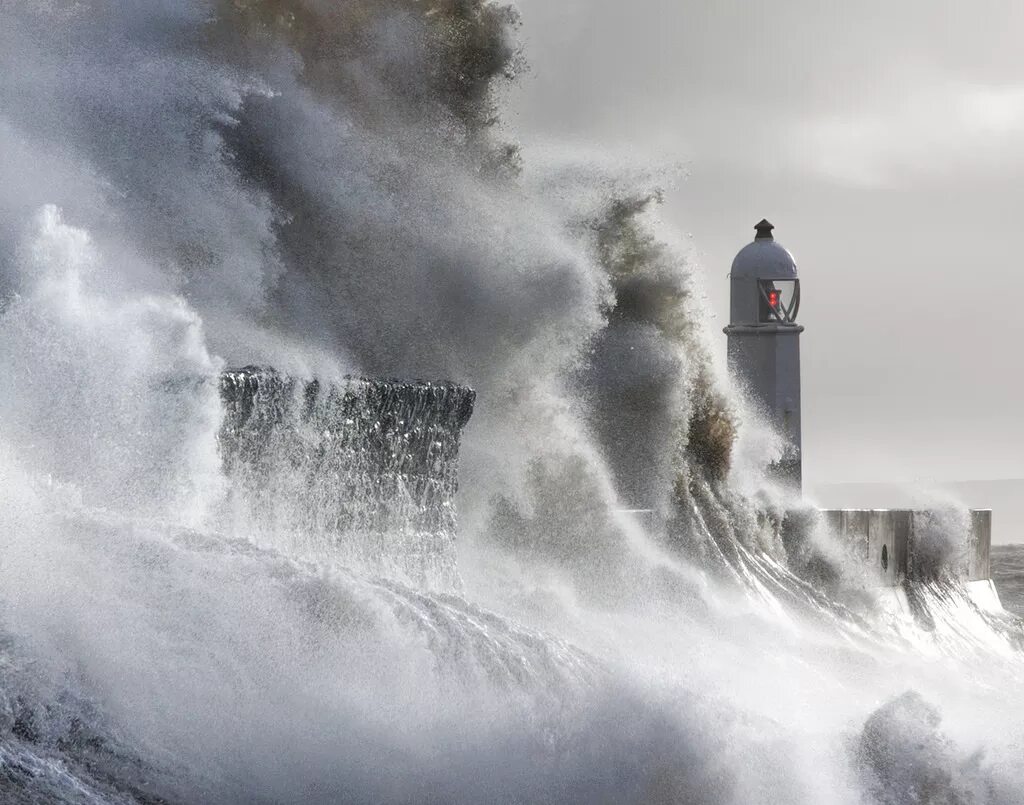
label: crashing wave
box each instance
[0,0,1022,803]
[219,367,475,590]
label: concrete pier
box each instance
[218,367,476,590]
[820,509,991,584]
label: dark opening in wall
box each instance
[881,544,889,572]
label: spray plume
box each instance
[0,2,1020,803]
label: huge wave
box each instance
[0,2,1022,803]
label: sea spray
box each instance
[218,366,475,589]
[0,2,1023,803]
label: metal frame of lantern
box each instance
[758,279,800,324]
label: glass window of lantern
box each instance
[758,279,800,324]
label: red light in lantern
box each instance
[768,290,780,307]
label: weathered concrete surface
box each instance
[819,509,992,584]
[218,367,476,591]
[969,509,992,581]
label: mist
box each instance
[0,2,1022,803]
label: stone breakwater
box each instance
[218,367,475,590]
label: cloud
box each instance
[789,83,1024,187]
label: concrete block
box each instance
[817,508,991,584]
[892,510,911,582]
[969,510,992,581]
[840,509,870,560]
[868,510,898,584]
[819,509,842,542]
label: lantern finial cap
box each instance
[731,220,797,278]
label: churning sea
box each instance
[992,544,1024,616]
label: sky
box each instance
[509,0,1024,500]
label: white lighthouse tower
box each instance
[724,219,804,490]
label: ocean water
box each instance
[992,545,1024,616]
[2,3,1024,803]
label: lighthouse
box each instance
[724,219,804,491]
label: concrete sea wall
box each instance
[820,508,991,585]
[218,367,475,590]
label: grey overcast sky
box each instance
[510,0,1024,490]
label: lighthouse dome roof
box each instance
[730,219,798,279]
